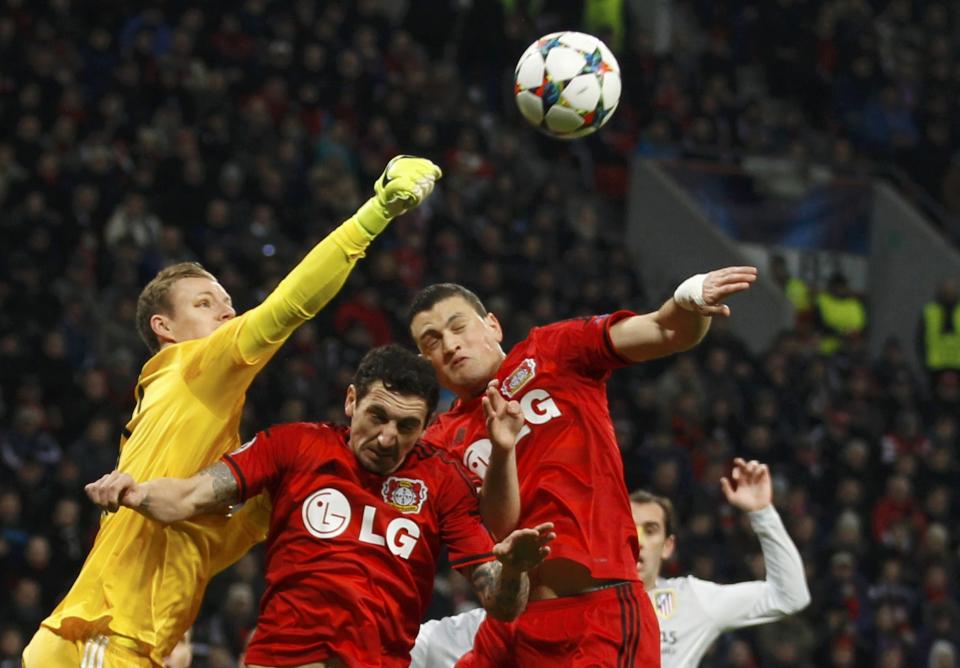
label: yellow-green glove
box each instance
[355,155,443,236]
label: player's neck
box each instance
[456,355,507,402]
[457,381,490,402]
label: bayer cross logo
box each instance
[394,486,416,506]
[381,477,428,514]
[301,488,351,539]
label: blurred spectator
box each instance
[0,626,24,668]
[2,580,43,632]
[769,253,812,328]
[66,416,119,485]
[104,192,163,251]
[0,406,61,478]
[926,639,957,668]
[812,551,870,634]
[872,476,926,547]
[206,582,257,660]
[815,272,867,356]
[48,497,85,578]
[919,279,960,388]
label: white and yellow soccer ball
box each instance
[513,31,622,139]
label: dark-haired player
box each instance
[407,268,757,666]
[86,345,556,667]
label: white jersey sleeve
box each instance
[652,505,810,667]
[410,607,487,668]
[699,505,810,628]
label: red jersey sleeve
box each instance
[221,423,303,501]
[434,451,496,572]
[534,310,635,379]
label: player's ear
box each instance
[150,313,175,344]
[485,312,504,344]
[344,384,357,418]
[662,535,677,560]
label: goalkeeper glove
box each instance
[355,155,442,236]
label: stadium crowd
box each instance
[0,0,958,666]
[632,0,960,222]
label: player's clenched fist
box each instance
[374,155,442,218]
[354,155,442,235]
[85,470,145,513]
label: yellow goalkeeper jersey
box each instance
[41,218,375,664]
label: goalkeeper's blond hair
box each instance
[136,263,216,353]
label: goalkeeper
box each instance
[22,156,441,668]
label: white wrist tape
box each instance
[673,273,707,311]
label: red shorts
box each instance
[455,581,660,667]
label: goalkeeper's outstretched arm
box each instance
[238,156,443,362]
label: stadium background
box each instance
[1,0,958,666]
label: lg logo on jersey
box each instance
[464,389,562,480]
[301,488,421,559]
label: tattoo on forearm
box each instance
[472,560,497,599]
[472,561,529,620]
[199,463,239,508]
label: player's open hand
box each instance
[373,155,442,219]
[482,380,524,451]
[85,470,146,513]
[720,458,772,512]
[697,266,758,317]
[493,522,556,572]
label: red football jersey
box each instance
[221,422,495,667]
[423,311,641,582]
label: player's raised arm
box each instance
[715,459,811,621]
[479,379,523,539]
[238,156,442,361]
[609,266,758,362]
[85,463,239,524]
[467,522,556,621]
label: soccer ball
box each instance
[513,31,621,139]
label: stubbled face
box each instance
[410,296,504,398]
[153,277,236,348]
[632,501,676,587]
[345,381,429,475]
